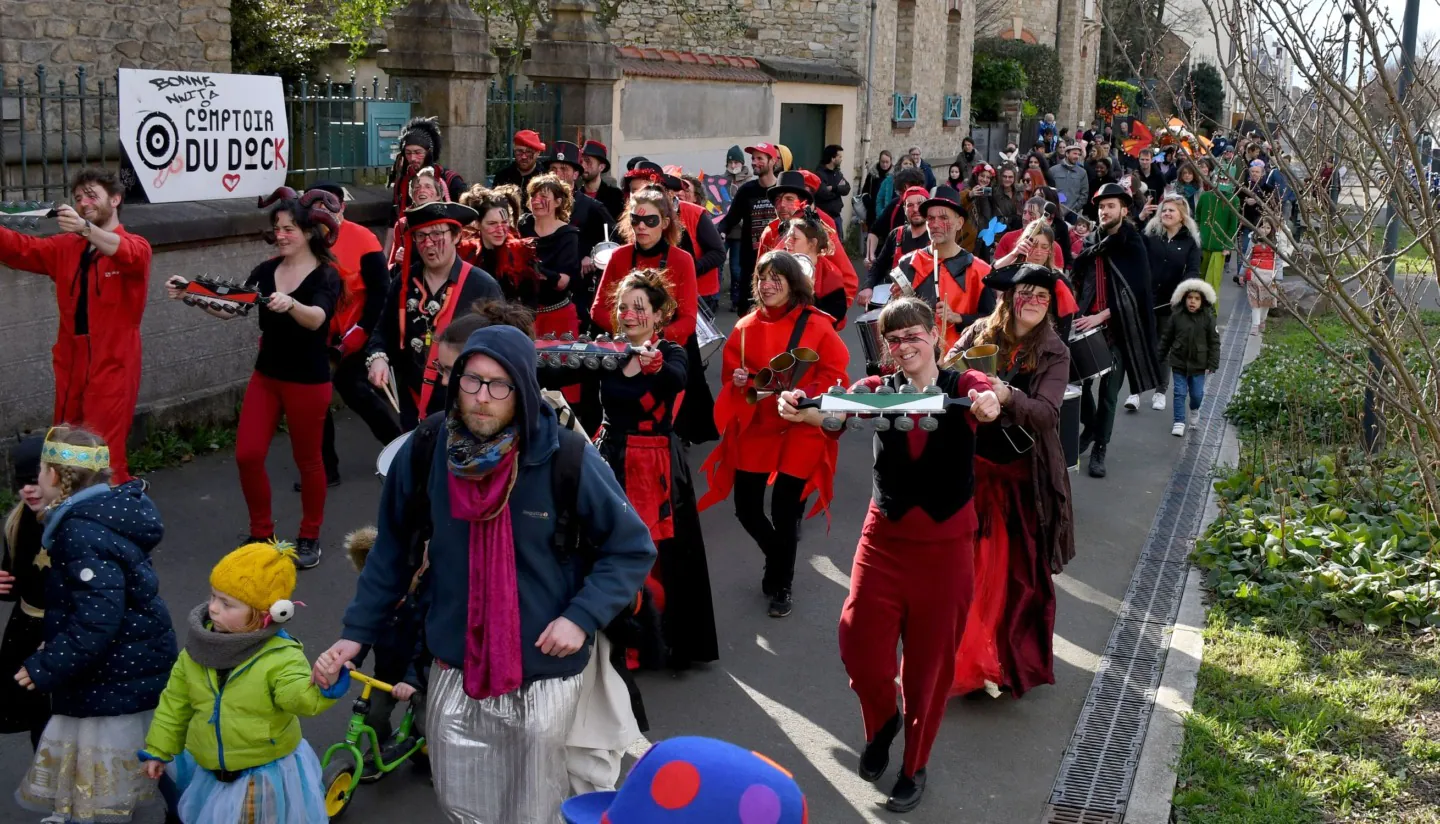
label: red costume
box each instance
[756,215,859,317]
[590,242,698,345]
[697,304,849,518]
[675,200,721,297]
[0,225,152,483]
[894,249,994,352]
[328,220,384,357]
[837,369,991,778]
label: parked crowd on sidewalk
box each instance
[0,105,1307,823]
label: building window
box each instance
[893,93,918,128]
[944,95,964,125]
[894,0,916,96]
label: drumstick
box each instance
[382,366,402,415]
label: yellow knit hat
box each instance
[210,542,298,618]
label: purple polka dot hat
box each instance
[562,736,808,824]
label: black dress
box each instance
[586,340,720,668]
[0,504,51,742]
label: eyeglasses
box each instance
[413,229,452,246]
[628,213,662,228]
[1014,291,1052,306]
[457,375,515,399]
[884,333,928,348]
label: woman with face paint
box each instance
[946,263,1077,701]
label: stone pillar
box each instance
[523,0,620,148]
[1002,91,1024,148]
[378,0,497,177]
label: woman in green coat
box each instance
[1194,179,1239,311]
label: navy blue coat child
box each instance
[25,480,178,717]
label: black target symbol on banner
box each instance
[136,112,179,171]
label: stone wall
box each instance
[0,0,233,80]
[605,0,868,73]
[862,0,975,165]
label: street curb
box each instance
[1122,323,1261,823]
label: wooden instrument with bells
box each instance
[792,383,973,432]
[175,276,271,315]
[0,201,58,230]
[745,347,819,405]
[534,332,640,370]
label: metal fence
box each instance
[0,65,416,202]
[484,79,562,183]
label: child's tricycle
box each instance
[320,670,425,819]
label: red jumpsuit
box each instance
[590,242,698,345]
[0,225,152,483]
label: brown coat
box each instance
[959,317,1076,572]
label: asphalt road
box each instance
[0,306,1188,824]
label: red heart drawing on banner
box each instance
[222,174,241,192]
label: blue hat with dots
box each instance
[562,737,807,824]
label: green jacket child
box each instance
[139,543,348,823]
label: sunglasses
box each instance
[1015,291,1051,306]
[628,213,662,228]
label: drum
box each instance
[696,301,725,364]
[376,431,413,481]
[1061,384,1082,472]
[867,283,891,312]
[855,308,885,374]
[1068,327,1113,383]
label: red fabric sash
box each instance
[406,261,476,413]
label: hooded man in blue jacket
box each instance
[314,324,656,823]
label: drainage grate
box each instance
[1043,297,1253,822]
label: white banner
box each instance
[119,68,289,204]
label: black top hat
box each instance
[1091,181,1133,207]
[405,201,479,232]
[582,140,610,173]
[550,141,583,172]
[767,170,812,202]
[920,185,966,219]
[625,156,650,172]
[983,262,1059,293]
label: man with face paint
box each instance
[1071,183,1164,478]
[389,118,466,226]
[888,186,995,354]
[860,185,931,307]
[0,169,150,483]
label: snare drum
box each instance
[1068,327,1113,383]
[867,283,892,312]
[855,308,885,375]
[696,301,725,364]
[1061,384,1082,472]
[376,431,414,481]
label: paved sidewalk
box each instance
[0,311,1192,823]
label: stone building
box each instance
[979,0,1103,130]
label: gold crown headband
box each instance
[41,428,110,472]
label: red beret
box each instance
[513,130,546,152]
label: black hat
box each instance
[767,170,812,203]
[10,433,43,490]
[983,262,1059,293]
[550,141,583,172]
[626,156,650,172]
[405,201,479,232]
[399,117,442,160]
[1091,181,1133,207]
[582,140,611,172]
[920,185,966,219]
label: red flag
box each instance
[1123,120,1154,158]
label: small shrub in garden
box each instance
[1193,450,1440,630]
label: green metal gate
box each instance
[485,80,562,183]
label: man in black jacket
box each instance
[492,130,546,211]
[1071,183,1162,478]
[580,140,625,220]
[814,144,851,224]
[717,143,780,314]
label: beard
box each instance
[82,200,115,226]
[582,168,599,184]
[461,403,514,439]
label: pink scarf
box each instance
[447,450,523,701]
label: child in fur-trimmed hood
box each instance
[1159,278,1220,437]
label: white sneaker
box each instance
[1152,393,1167,411]
[1124,394,1140,411]
[1172,422,1186,437]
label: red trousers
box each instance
[235,372,332,540]
[536,302,582,404]
[839,504,975,775]
[54,334,141,484]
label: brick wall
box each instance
[0,0,232,82]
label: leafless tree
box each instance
[1191,0,1440,516]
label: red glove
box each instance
[337,325,368,359]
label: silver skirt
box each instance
[429,667,585,824]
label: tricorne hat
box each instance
[983,263,1080,317]
[561,736,807,824]
[406,201,480,233]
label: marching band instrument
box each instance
[1061,384,1082,472]
[695,300,725,364]
[176,276,271,315]
[1067,327,1113,383]
[854,308,885,374]
[590,240,621,270]
[791,383,973,432]
[866,283,892,312]
[745,347,818,404]
[375,431,413,480]
[535,333,640,370]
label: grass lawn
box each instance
[1175,610,1440,823]
[1368,224,1435,274]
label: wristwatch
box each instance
[80,219,92,237]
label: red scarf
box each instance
[447,450,523,701]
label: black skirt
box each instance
[0,607,50,735]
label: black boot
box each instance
[859,711,901,782]
[1088,443,1108,478]
[885,768,927,813]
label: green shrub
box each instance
[971,56,1029,120]
[1096,78,1141,115]
[974,38,1062,117]
[1193,450,1440,630]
